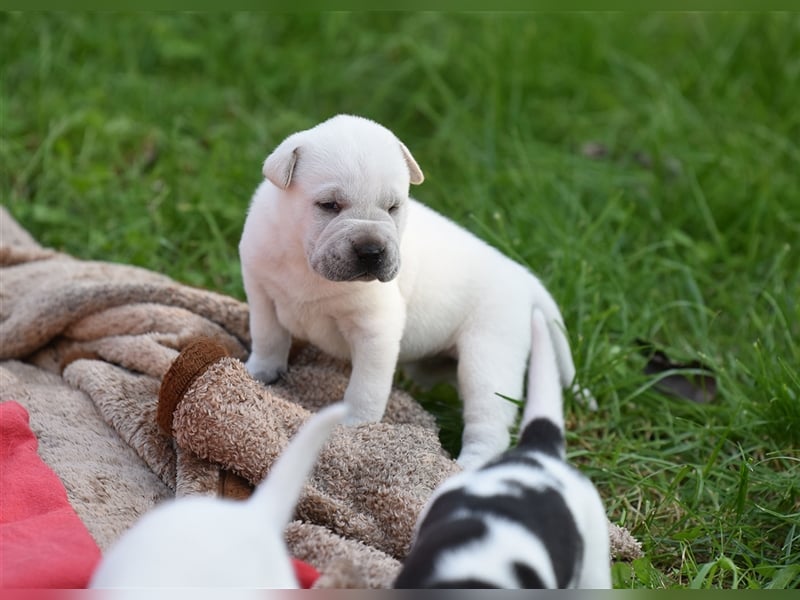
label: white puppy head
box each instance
[263,114,424,283]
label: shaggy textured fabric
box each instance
[0,360,171,553]
[0,206,643,588]
[160,340,458,560]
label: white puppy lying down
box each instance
[240,114,587,469]
[90,403,347,588]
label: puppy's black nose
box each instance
[354,242,385,266]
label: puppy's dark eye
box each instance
[388,204,400,214]
[318,201,341,213]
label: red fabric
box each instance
[292,558,320,588]
[0,401,102,588]
[0,400,319,589]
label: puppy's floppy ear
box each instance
[399,142,424,185]
[263,137,300,190]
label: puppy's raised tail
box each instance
[519,308,566,459]
[250,402,348,527]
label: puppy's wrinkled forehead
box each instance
[301,118,410,191]
[263,115,423,195]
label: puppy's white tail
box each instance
[519,309,566,456]
[250,402,348,527]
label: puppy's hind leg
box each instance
[455,333,528,469]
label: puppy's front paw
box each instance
[341,407,383,427]
[245,354,287,385]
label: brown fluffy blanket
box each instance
[0,206,642,588]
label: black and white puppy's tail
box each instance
[250,402,348,528]
[518,308,567,460]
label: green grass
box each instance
[3,12,798,589]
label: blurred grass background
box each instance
[2,12,798,589]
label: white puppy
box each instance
[90,403,347,588]
[240,114,585,468]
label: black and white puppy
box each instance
[393,309,611,589]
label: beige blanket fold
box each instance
[0,205,643,589]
